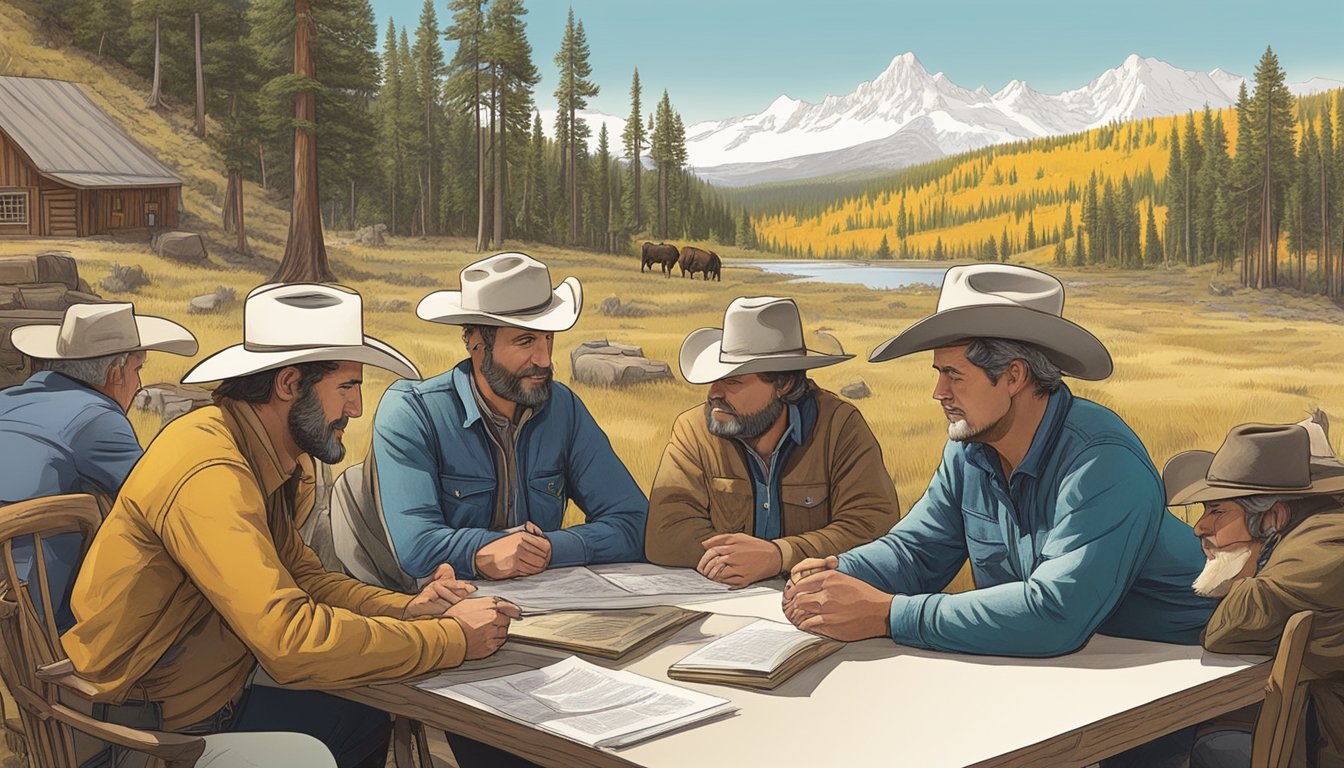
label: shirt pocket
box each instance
[779,483,830,535]
[962,509,1011,571]
[526,471,567,530]
[438,474,495,526]
[708,477,753,534]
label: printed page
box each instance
[672,619,820,673]
[590,562,776,599]
[511,606,692,649]
[468,567,631,611]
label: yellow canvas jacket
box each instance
[62,400,467,730]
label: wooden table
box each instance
[336,588,1268,768]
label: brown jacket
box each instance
[646,387,900,572]
[1202,505,1344,767]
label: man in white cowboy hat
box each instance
[371,252,646,768]
[1159,417,1344,768]
[63,283,520,768]
[0,302,197,634]
[783,263,1214,659]
[646,296,900,587]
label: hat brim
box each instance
[10,315,199,359]
[867,305,1113,380]
[180,335,419,384]
[679,327,854,385]
[1163,450,1344,505]
[415,277,582,332]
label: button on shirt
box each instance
[837,384,1215,656]
[736,397,814,542]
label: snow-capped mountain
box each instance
[685,53,1340,186]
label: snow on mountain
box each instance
[1289,77,1344,96]
[535,108,628,157]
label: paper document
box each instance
[420,657,736,748]
[471,564,772,612]
[673,619,822,673]
[508,606,702,660]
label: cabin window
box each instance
[0,192,27,225]
[111,194,123,212]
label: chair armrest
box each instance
[36,659,101,698]
[47,701,206,768]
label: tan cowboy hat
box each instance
[181,283,419,383]
[1162,422,1344,506]
[11,302,197,360]
[416,252,582,332]
[868,263,1112,380]
[680,296,854,385]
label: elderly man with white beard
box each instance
[1162,418,1344,768]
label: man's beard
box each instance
[705,395,785,439]
[289,385,348,464]
[481,346,552,409]
[1192,544,1253,598]
[948,414,1001,442]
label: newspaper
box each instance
[419,656,736,748]
[471,563,773,613]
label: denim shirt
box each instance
[737,396,815,541]
[838,383,1215,656]
[372,360,648,579]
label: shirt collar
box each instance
[219,398,312,497]
[966,382,1074,480]
[28,370,123,411]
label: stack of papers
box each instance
[420,657,736,748]
[508,606,703,660]
[471,563,773,613]
[668,619,843,690]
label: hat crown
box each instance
[936,264,1064,316]
[243,284,364,351]
[56,303,139,358]
[460,253,555,315]
[1208,424,1312,490]
[719,297,806,361]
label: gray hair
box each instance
[963,338,1063,396]
[43,352,131,389]
[759,370,810,405]
[1237,494,1303,538]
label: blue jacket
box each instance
[0,371,143,632]
[373,360,648,579]
[838,384,1215,656]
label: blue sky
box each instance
[369,0,1344,125]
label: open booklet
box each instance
[470,563,774,613]
[508,605,703,660]
[420,656,736,749]
[667,618,844,690]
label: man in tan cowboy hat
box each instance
[646,296,900,587]
[63,283,520,768]
[1,302,197,633]
[783,264,1213,663]
[371,253,646,766]
[1162,417,1344,768]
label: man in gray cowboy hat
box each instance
[646,296,900,587]
[64,283,519,768]
[0,302,197,634]
[783,263,1213,658]
[1160,417,1344,768]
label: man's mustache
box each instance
[519,365,552,379]
[329,416,349,432]
[707,397,737,415]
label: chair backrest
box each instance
[1252,610,1316,768]
[328,455,417,594]
[0,493,101,767]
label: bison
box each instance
[641,241,679,277]
[678,245,722,281]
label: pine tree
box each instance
[1163,123,1184,266]
[1073,227,1086,266]
[412,0,445,234]
[554,10,599,243]
[1144,200,1164,265]
[737,209,755,249]
[595,123,613,245]
[875,233,891,259]
[1084,172,1100,263]
[650,90,678,238]
[621,69,646,232]
[376,19,407,233]
[483,0,538,247]
[1025,216,1036,250]
[1248,47,1296,288]
[1000,227,1010,262]
[1231,81,1258,284]
[444,0,487,250]
[1062,203,1074,240]
[1320,95,1336,296]
[1053,238,1067,266]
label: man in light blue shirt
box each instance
[783,264,1213,657]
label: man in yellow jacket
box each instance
[63,284,520,768]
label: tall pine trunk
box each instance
[569,97,578,243]
[493,74,504,248]
[272,0,334,283]
[474,52,486,252]
[146,17,164,109]
[193,13,205,139]
[232,170,248,255]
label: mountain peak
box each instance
[878,51,929,79]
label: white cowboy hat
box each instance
[680,297,854,385]
[181,283,419,383]
[11,302,197,360]
[1161,422,1344,506]
[868,263,1112,380]
[416,252,582,332]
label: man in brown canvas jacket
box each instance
[646,296,900,587]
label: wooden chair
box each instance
[0,494,206,767]
[1252,610,1316,768]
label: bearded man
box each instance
[646,296,900,587]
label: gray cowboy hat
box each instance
[11,302,197,360]
[1162,420,1344,506]
[680,296,853,385]
[868,263,1112,380]
[416,252,582,332]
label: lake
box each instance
[741,261,946,290]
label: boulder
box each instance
[570,339,674,388]
[188,286,236,315]
[0,252,79,290]
[100,264,150,294]
[1208,282,1235,297]
[353,224,388,247]
[840,379,871,399]
[153,231,208,263]
[598,296,651,318]
[134,382,214,425]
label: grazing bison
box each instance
[641,241,679,277]
[679,245,722,281]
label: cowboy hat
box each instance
[1162,422,1344,506]
[868,264,1112,380]
[680,296,853,385]
[416,252,582,332]
[11,302,197,360]
[181,283,419,383]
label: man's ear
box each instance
[1004,359,1032,397]
[273,366,303,403]
[103,359,124,389]
[1266,501,1292,534]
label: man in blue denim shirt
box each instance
[783,264,1213,658]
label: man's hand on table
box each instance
[403,563,478,619]
[697,533,783,588]
[782,556,892,642]
[475,521,553,580]
[446,596,522,660]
